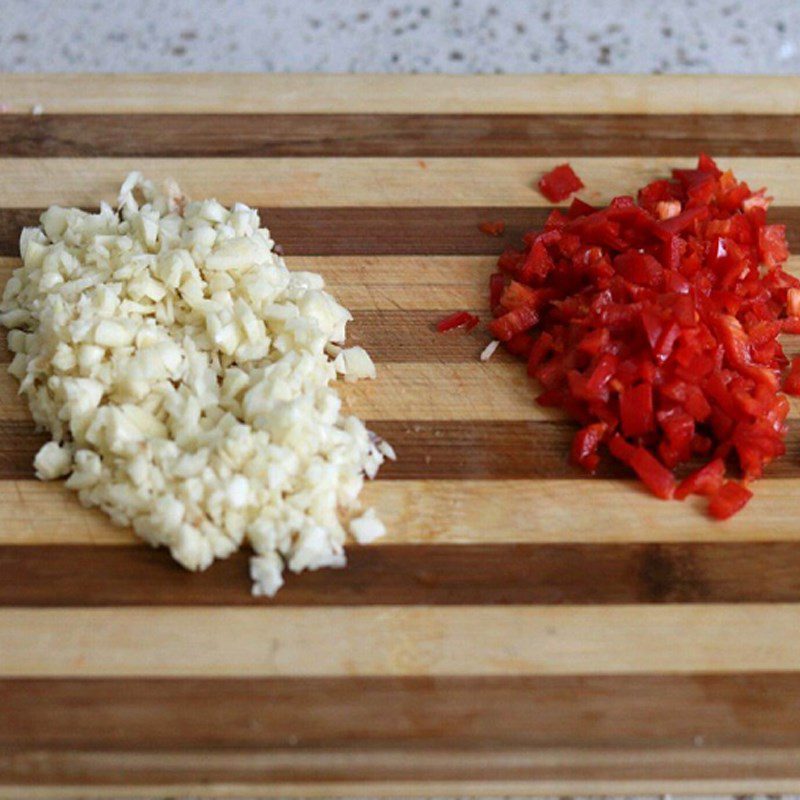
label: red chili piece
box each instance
[489,272,505,313]
[489,154,797,519]
[479,220,506,237]
[674,458,726,500]
[785,357,800,396]
[436,311,480,333]
[571,422,608,473]
[538,163,585,203]
[708,481,753,520]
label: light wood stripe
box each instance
[3,605,800,677]
[0,363,548,421]
[2,255,492,279]
[9,362,800,422]
[327,285,484,312]
[349,311,800,363]
[6,254,800,311]
[5,778,800,799]
[5,251,792,282]
[3,298,800,365]
[0,255,492,313]
[290,254,495,284]
[0,279,486,314]
[3,478,800,546]
[4,75,800,114]
[0,309,498,367]
[6,113,800,158]
[0,481,129,544]
[3,157,800,208]
[0,254,493,311]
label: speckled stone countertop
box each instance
[1,0,799,73]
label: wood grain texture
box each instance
[8,418,800,482]
[6,541,800,606]
[6,307,800,366]
[0,361,550,421]
[4,772,800,799]
[6,206,800,257]
[4,74,800,794]
[5,674,800,749]
[4,605,800,677]
[5,74,800,114]
[0,361,598,421]
[7,253,800,308]
[5,478,800,546]
[5,777,800,798]
[0,206,541,256]
[13,361,800,424]
[6,252,494,311]
[4,157,800,208]
[6,253,800,314]
[5,113,800,157]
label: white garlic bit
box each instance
[33,441,73,481]
[1,173,392,596]
[349,507,386,545]
[480,339,500,362]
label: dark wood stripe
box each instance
[7,676,800,785]
[4,674,800,754]
[0,207,533,256]
[376,420,602,479]
[372,420,800,480]
[4,206,800,256]
[4,114,800,157]
[4,541,800,606]
[4,419,800,481]
[0,421,46,479]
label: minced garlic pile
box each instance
[1,173,393,595]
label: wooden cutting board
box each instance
[3,74,800,798]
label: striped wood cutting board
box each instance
[3,74,800,797]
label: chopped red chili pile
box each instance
[538,163,585,203]
[436,310,480,333]
[491,154,799,519]
[479,220,506,237]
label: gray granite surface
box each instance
[1,0,799,74]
